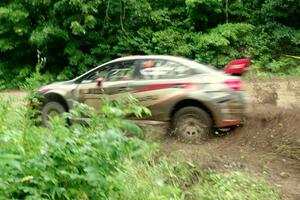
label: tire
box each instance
[41,101,66,127]
[172,106,212,143]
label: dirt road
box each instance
[139,78,300,200]
[156,79,300,200]
[154,105,300,200]
[1,78,300,199]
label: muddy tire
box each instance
[41,102,66,127]
[172,106,212,143]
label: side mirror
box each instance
[96,77,104,86]
[224,59,250,76]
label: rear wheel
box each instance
[172,106,212,143]
[41,102,66,127]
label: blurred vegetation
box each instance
[0,0,300,88]
[0,95,280,199]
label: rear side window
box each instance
[139,59,193,80]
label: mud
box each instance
[155,105,300,199]
[155,79,300,200]
[1,78,300,199]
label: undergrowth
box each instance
[0,95,281,199]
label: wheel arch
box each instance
[43,92,69,112]
[170,99,215,125]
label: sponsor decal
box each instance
[134,83,196,93]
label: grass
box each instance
[0,94,282,200]
[108,157,281,200]
[192,172,280,200]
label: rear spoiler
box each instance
[224,59,250,76]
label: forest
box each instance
[0,0,300,89]
[1,1,300,199]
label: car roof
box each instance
[113,55,219,72]
[113,55,190,63]
[73,55,219,82]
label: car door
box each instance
[128,59,194,118]
[75,60,138,111]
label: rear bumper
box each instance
[213,94,247,128]
[221,120,241,127]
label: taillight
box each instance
[224,79,242,91]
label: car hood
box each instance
[37,80,74,92]
[47,80,73,86]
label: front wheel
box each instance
[172,106,212,143]
[41,102,66,127]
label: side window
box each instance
[139,59,193,80]
[84,61,137,82]
[107,61,136,81]
[84,65,111,81]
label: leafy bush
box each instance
[0,95,281,200]
[0,95,153,199]
[0,0,299,89]
[21,51,55,90]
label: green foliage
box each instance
[260,0,300,27]
[0,95,153,199]
[191,23,255,66]
[21,51,55,90]
[193,172,281,200]
[186,0,224,29]
[108,157,281,200]
[0,96,281,199]
[0,0,299,89]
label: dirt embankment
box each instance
[1,78,300,199]
[245,78,300,107]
